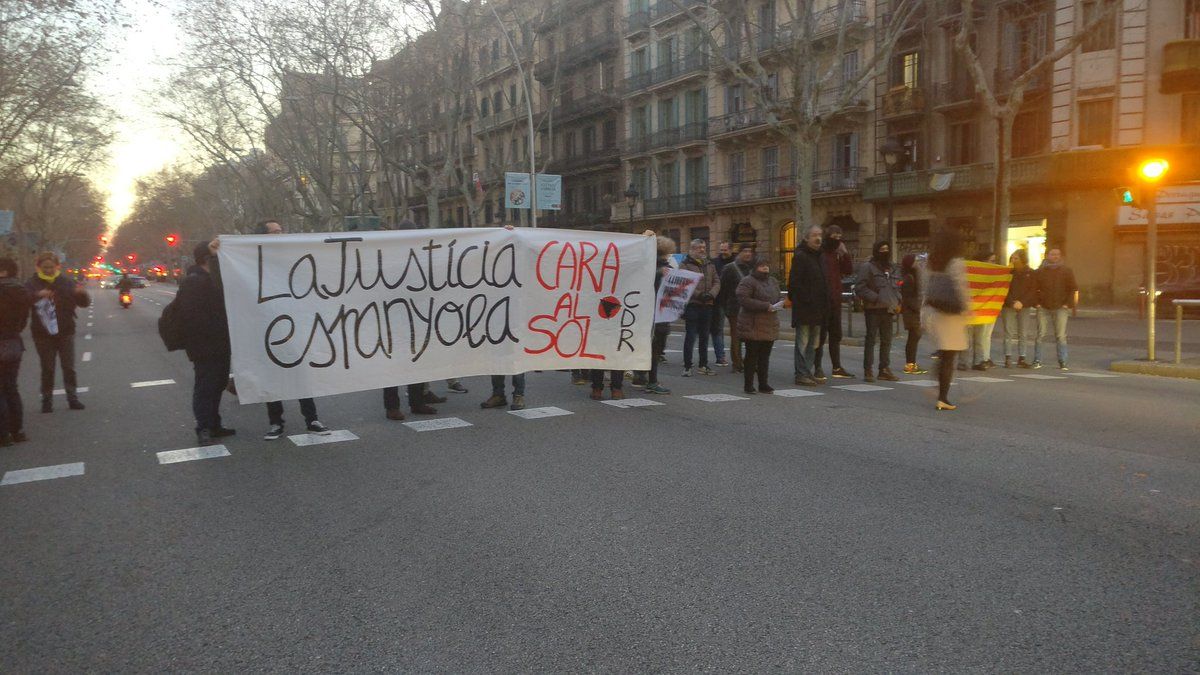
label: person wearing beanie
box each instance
[736,254,781,394]
[814,224,855,380]
[899,253,927,374]
[1001,248,1039,368]
[854,240,902,382]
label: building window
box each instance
[1012,109,1049,157]
[659,97,676,130]
[1183,94,1200,143]
[780,220,796,279]
[480,98,489,117]
[1188,0,1200,38]
[1078,99,1113,147]
[947,121,976,165]
[685,156,705,193]
[842,50,859,87]
[891,50,920,88]
[582,126,595,154]
[730,152,745,184]
[1081,1,1116,53]
[603,119,617,147]
[660,162,677,197]
[726,84,744,113]
[762,146,779,180]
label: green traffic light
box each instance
[1121,189,1133,204]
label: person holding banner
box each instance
[679,239,721,377]
[736,255,783,394]
[644,235,677,395]
[967,249,999,370]
[481,374,525,411]
[176,242,236,445]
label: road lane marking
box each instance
[832,384,893,392]
[1,462,85,486]
[772,389,825,397]
[685,393,749,402]
[288,429,358,446]
[508,406,573,419]
[52,387,89,395]
[1065,372,1120,378]
[1010,374,1069,380]
[84,334,92,340]
[958,376,1013,383]
[157,445,230,464]
[82,352,92,362]
[87,322,93,327]
[403,417,472,432]
[896,380,939,387]
[131,379,176,388]
[600,397,664,408]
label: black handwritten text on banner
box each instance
[219,229,655,404]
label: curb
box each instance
[1109,359,1200,380]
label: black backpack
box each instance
[158,295,187,351]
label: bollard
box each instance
[1177,303,1183,365]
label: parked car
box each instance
[1141,281,1200,319]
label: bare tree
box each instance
[954,0,1126,253]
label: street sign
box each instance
[535,174,562,211]
[505,172,531,210]
[0,210,12,235]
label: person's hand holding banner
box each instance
[653,268,703,324]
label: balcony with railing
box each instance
[881,86,926,118]
[534,32,619,81]
[553,89,622,124]
[548,145,621,174]
[624,9,650,36]
[812,1,868,40]
[708,106,770,138]
[649,0,704,24]
[933,76,976,109]
[647,121,707,151]
[1162,39,1200,94]
[708,168,865,206]
[624,53,709,94]
[644,192,707,216]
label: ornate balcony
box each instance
[1162,39,1200,94]
[649,0,704,25]
[623,9,650,37]
[933,76,977,109]
[708,169,865,206]
[552,89,622,125]
[881,86,925,118]
[643,192,707,216]
[534,33,619,81]
[625,53,709,94]
[539,210,611,229]
[547,146,621,175]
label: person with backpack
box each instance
[174,241,236,446]
[26,251,90,412]
[0,257,31,444]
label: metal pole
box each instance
[489,4,537,228]
[1146,187,1157,361]
[1177,304,1183,365]
[887,170,896,258]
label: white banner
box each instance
[219,228,655,404]
[653,268,702,323]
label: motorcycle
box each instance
[119,292,132,309]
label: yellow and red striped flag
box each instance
[965,261,1012,325]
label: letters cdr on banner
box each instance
[217,228,655,404]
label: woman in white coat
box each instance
[922,229,971,410]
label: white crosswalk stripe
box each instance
[508,406,573,419]
[833,384,893,392]
[157,445,230,464]
[403,417,472,432]
[1,463,85,486]
[288,429,358,446]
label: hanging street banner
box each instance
[218,228,655,404]
[535,173,562,211]
[653,268,702,323]
[505,172,531,209]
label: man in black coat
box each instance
[717,245,755,372]
[26,251,90,412]
[0,257,31,443]
[177,242,235,446]
[787,224,830,386]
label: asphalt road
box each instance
[1,282,1198,672]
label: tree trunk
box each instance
[993,112,1015,258]
[425,189,440,228]
[792,133,815,231]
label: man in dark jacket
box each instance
[854,241,901,382]
[1034,245,1077,370]
[787,224,829,386]
[177,242,235,446]
[813,224,855,380]
[708,241,734,366]
[717,245,754,372]
[679,239,720,376]
[27,251,90,412]
[1001,248,1038,368]
[0,257,31,444]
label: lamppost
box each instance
[624,183,639,232]
[1135,158,1169,361]
[880,137,904,259]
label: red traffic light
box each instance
[165,234,179,247]
[126,253,136,262]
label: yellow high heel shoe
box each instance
[936,400,957,411]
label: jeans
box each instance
[383,384,425,411]
[709,308,726,361]
[34,334,77,401]
[682,304,712,369]
[743,340,774,390]
[590,369,625,390]
[726,310,744,371]
[792,323,821,378]
[1035,307,1070,363]
[1001,307,1036,359]
[815,302,845,373]
[266,398,317,426]
[968,322,995,365]
[863,310,894,371]
[192,355,230,433]
[0,359,23,434]
[649,326,669,384]
[491,374,525,396]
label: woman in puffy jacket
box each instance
[736,255,782,394]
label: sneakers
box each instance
[682,367,693,377]
[831,367,854,379]
[196,429,216,446]
[385,408,406,421]
[1030,360,1044,369]
[1058,361,1069,371]
[210,427,236,438]
[743,386,758,395]
[447,381,469,394]
[67,398,85,411]
[509,395,525,411]
[645,383,671,395]
[877,368,900,382]
[813,370,826,381]
[903,363,928,375]
[794,375,819,386]
[263,424,285,441]
[571,375,589,385]
[715,358,730,367]
[1017,357,1030,368]
[863,370,876,382]
[590,388,604,401]
[424,391,448,404]
[306,421,332,435]
[1004,356,1012,369]
[480,394,507,409]
[697,366,716,376]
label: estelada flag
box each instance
[965,261,1012,325]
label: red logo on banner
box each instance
[598,296,621,319]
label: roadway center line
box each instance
[157,445,230,464]
[131,379,176,388]
[1,462,86,486]
[82,352,92,362]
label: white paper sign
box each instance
[653,268,702,323]
[218,228,654,404]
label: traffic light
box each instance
[1138,159,1169,182]
[165,234,179,247]
[127,253,136,263]
[1117,187,1140,208]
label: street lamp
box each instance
[624,183,639,231]
[880,137,905,259]
[1136,157,1169,361]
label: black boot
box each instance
[41,398,52,413]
